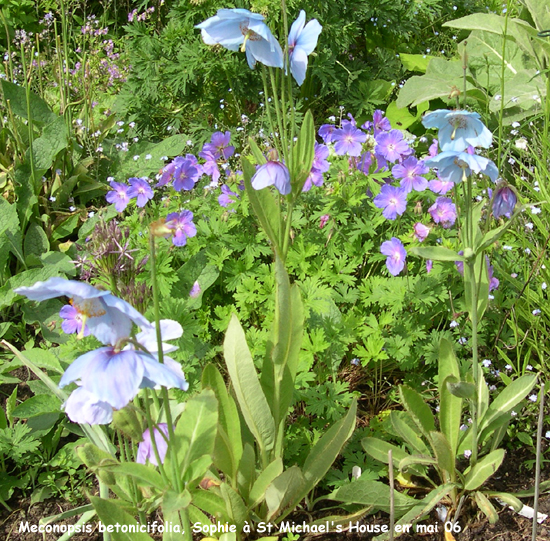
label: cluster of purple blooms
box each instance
[15,278,189,426]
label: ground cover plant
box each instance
[0,0,549,540]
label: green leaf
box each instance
[201,364,243,479]
[0,198,21,273]
[485,491,522,512]
[223,314,275,454]
[474,491,499,524]
[249,458,284,508]
[389,411,430,455]
[399,53,433,73]
[479,374,537,433]
[362,437,426,478]
[163,489,192,514]
[103,463,165,492]
[429,432,454,477]
[331,480,418,515]
[12,394,61,418]
[409,246,464,262]
[265,466,305,522]
[1,80,56,125]
[24,221,49,262]
[242,157,282,255]
[90,497,154,541]
[290,109,315,196]
[248,137,267,166]
[399,386,435,438]
[447,380,475,399]
[220,482,248,530]
[32,116,69,170]
[191,490,228,522]
[463,449,505,490]
[170,389,218,481]
[398,455,437,471]
[438,338,462,456]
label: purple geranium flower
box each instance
[428,176,454,195]
[60,304,90,337]
[157,157,200,190]
[428,138,439,157]
[422,109,492,152]
[392,156,429,193]
[199,149,221,183]
[106,181,130,212]
[413,222,430,242]
[251,161,291,195]
[196,9,283,69]
[15,278,152,346]
[137,424,170,466]
[333,123,367,157]
[166,211,197,247]
[319,123,336,143]
[373,184,407,220]
[128,177,154,207]
[312,142,330,172]
[287,10,322,86]
[362,110,392,134]
[218,184,239,207]
[492,185,517,219]
[203,131,235,160]
[381,237,407,276]
[302,169,323,192]
[375,130,412,163]
[428,197,457,228]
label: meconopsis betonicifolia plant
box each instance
[196,7,321,261]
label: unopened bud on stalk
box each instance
[150,218,171,238]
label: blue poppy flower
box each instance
[287,10,322,85]
[251,161,291,195]
[14,278,152,346]
[59,346,188,411]
[424,150,498,183]
[63,386,113,425]
[422,110,492,152]
[196,9,283,69]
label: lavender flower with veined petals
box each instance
[381,237,407,276]
[218,184,239,207]
[333,123,367,157]
[426,259,433,273]
[428,177,454,195]
[106,181,130,212]
[189,281,201,298]
[357,152,373,175]
[127,177,154,207]
[413,222,431,242]
[302,169,323,192]
[362,109,391,134]
[492,185,517,218]
[251,161,291,195]
[173,159,200,191]
[199,149,221,183]
[392,156,429,193]
[373,184,407,220]
[312,142,330,172]
[137,424,170,466]
[319,124,336,143]
[60,304,91,336]
[428,197,457,228]
[428,138,439,157]
[203,131,235,160]
[166,211,197,247]
[375,130,411,163]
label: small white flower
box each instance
[145,154,152,160]
[528,394,537,402]
[511,273,518,278]
[460,424,468,431]
[117,128,124,133]
[129,121,135,128]
[96,146,103,152]
[488,294,495,300]
[511,121,521,128]
[545,431,550,439]
[525,248,531,255]
[532,309,541,316]
[117,120,124,127]
[88,211,95,218]
[531,207,541,215]
[133,137,139,142]
[69,206,76,212]
[542,282,547,290]
[526,364,533,371]
[49,196,56,202]
[505,364,512,371]
[161,156,168,161]
[459,337,467,345]
[464,450,472,458]
[526,223,534,230]
[489,385,497,391]
[133,155,140,161]
[494,94,502,101]
[482,359,492,367]
[515,138,528,150]
[450,320,459,328]
[511,410,517,416]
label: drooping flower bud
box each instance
[492,185,517,219]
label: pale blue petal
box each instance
[296,19,322,55]
[248,33,283,68]
[288,10,305,47]
[102,293,151,330]
[14,277,109,302]
[290,47,308,86]
[63,387,113,425]
[139,354,189,391]
[135,320,183,354]
[245,46,256,69]
[84,350,144,410]
[59,346,114,388]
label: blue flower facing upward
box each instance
[196,9,283,69]
[422,110,493,152]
